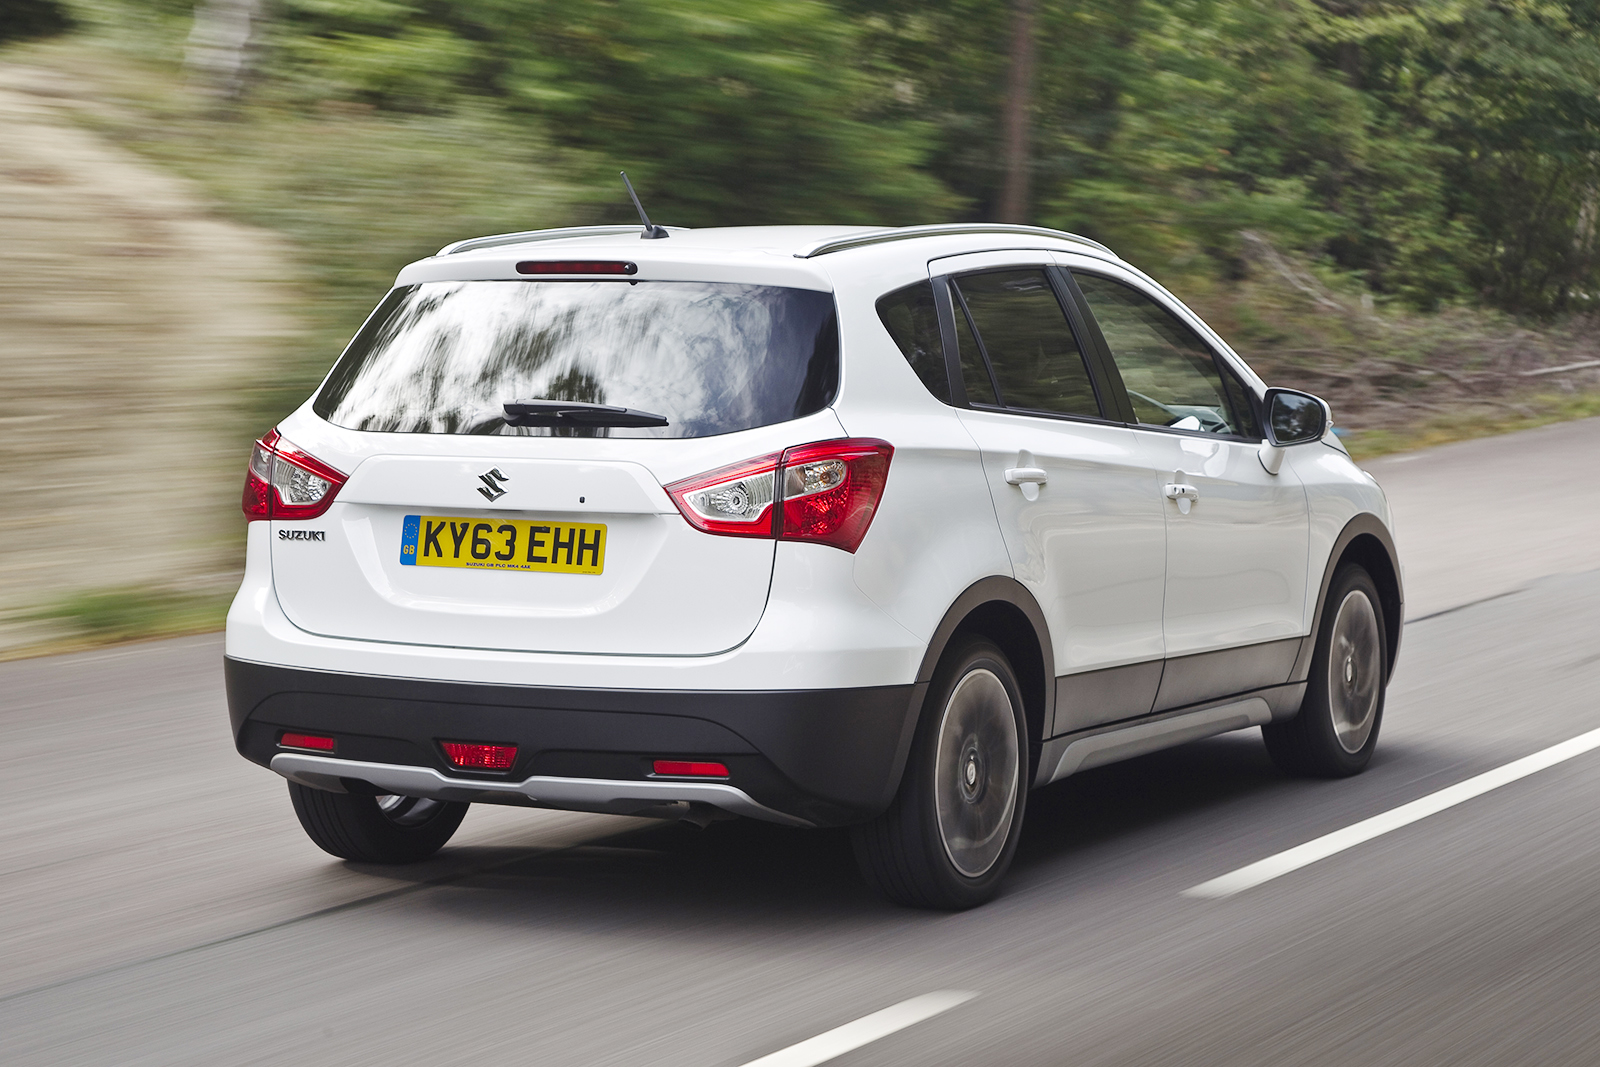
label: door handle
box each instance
[1164,482,1198,514]
[1005,467,1048,486]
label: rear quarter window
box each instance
[314,280,839,438]
[876,281,950,403]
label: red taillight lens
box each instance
[279,732,335,752]
[779,439,893,553]
[241,428,347,521]
[664,439,893,552]
[441,742,518,770]
[652,760,730,778]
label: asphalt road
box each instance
[1363,415,1600,619]
[5,426,1600,1066]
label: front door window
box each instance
[1072,273,1258,437]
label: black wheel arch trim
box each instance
[1291,512,1404,685]
[911,576,1055,756]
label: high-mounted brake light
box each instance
[441,742,518,771]
[664,438,893,553]
[241,429,348,521]
[516,260,638,275]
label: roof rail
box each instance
[437,224,692,257]
[792,223,1115,260]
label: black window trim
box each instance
[948,276,1007,407]
[1061,267,1269,444]
[929,265,1123,429]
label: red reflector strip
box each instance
[441,741,518,770]
[279,732,335,752]
[652,760,730,778]
[516,260,638,275]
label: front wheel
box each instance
[289,782,469,863]
[1263,563,1388,777]
[852,637,1028,909]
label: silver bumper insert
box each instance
[269,753,813,827]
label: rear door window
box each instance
[314,280,839,438]
[951,269,1102,419]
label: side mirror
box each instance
[1264,388,1330,445]
[1258,388,1330,474]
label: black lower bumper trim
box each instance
[225,658,921,826]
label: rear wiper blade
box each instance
[503,398,669,428]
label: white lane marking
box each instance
[1184,725,1600,899]
[735,990,977,1067]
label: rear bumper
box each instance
[226,658,921,827]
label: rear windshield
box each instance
[313,280,839,438]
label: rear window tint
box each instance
[876,281,950,403]
[313,280,839,438]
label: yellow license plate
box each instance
[400,515,605,574]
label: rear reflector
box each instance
[279,732,335,752]
[516,260,638,275]
[441,741,518,770]
[652,760,730,778]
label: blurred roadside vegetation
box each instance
[8,0,1600,648]
[17,589,235,659]
[12,0,1600,441]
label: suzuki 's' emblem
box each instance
[476,468,510,502]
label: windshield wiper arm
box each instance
[503,399,669,428]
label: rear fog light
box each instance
[652,760,730,778]
[279,732,335,752]
[441,742,518,770]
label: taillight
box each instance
[665,452,781,537]
[665,438,893,553]
[241,428,347,521]
[779,439,893,552]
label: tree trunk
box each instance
[999,0,1037,223]
[184,0,266,101]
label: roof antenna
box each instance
[620,171,670,240]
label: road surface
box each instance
[3,424,1600,1065]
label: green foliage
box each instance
[57,0,1600,314]
[267,0,957,223]
[28,586,231,644]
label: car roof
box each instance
[433,223,1119,263]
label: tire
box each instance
[1263,563,1388,778]
[852,636,1029,909]
[288,782,469,863]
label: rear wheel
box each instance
[1263,563,1388,777]
[852,637,1028,909]
[288,782,468,863]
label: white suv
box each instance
[226,222,1401,909]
